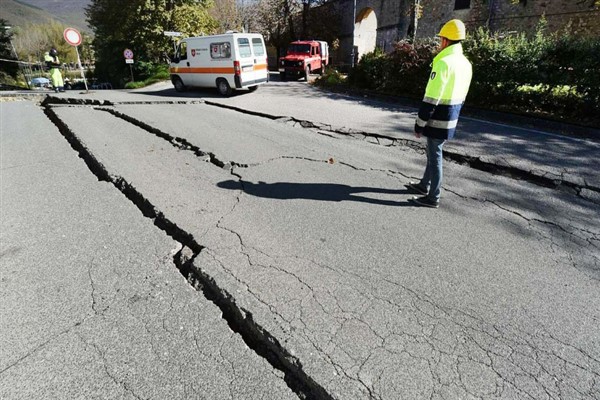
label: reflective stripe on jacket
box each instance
[415,43,472,140]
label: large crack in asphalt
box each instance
[41,96,599,203]
[42,104,334,400]
[39,98,600,398]
[53,101,599,277]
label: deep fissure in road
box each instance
[42,104,334,400]
[41,96,599,202]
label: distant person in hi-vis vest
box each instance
[44,47,64,93]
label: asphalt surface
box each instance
[0,101,295,399]
[1,81,599,399]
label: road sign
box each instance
[63,28,82,46]
[125,59,134,64]
[63,27,88,92]
[164,31,182,37]
[123,49,134,60]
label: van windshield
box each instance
[287,44,311,54]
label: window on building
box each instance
[454,0,470,10]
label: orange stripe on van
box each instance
[170,67,236,74]
[254,64,268,71]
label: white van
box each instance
[170,32,269,96]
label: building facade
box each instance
[330,0,599,65]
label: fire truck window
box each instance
[178,42,188,61]
[211,42,231,59]
[252,38,265,56]
[237,38,252,58]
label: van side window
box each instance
[237,38,252,58]
[178,42,188,61]
[251,38,265,56]
[211,42,231,59]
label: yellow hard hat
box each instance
[438,19,466,41]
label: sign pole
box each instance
[63,28,88,93]
[75,46,89,92]
[123,49,135,84]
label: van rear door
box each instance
[234,36,268,88]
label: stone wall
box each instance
[326,0,599,66]
[418,0,600,38]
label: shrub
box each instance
[346,25,600,126]
[314,68,347,87]
[463,27,600,122]
[348,40,437,96]
[348,48,388,90]
[124,63,170,89]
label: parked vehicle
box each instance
[30,77,50,88]
[169,32,269,96]
[279,40,329,81]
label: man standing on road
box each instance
[407,19,472,208]
[44,47,64,93]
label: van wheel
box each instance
[173,77,186,92]
[248,85,258,92]
[304,66,311,81]
[216,79,232,96]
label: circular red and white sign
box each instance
[63,28,82,46]
[123,49,134,59]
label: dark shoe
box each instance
[409,196,439,208]
[405,182,428,195]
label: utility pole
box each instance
[351,0,356,67]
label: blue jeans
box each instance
[419,137,446,202]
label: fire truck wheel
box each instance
[173,77,186,92]
[216,79,232,96]
[304,66,311,81]
[280,72,287,81]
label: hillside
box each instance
[3,0,90,30]
[2,0,57,27]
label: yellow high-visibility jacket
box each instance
[415,43,472,140]
[44,52,64,88]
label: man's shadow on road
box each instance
[217,180,417,207]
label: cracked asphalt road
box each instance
[1,81,599,399]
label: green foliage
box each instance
[313,68,346,87]
[11,20,92,65]
[347,25,600,126]
[87,0,218,87]
[0,19,19,79]
[124,63,169,89]
[348,40,436,95]
[463,25,600,123]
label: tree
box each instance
[86,0,218,86]
[212,0,242,32]
[252,0,296,58]
[0,19,19,81]
[12,21,84,66]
